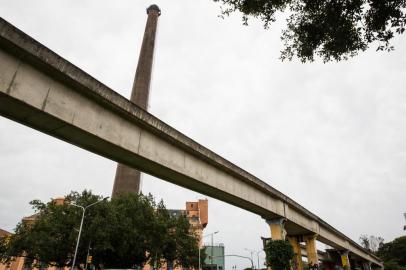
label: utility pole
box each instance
[112,5,161,197]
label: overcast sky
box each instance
[1,1,406,269]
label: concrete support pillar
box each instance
[287,236,303,270]
[265,218,286,270]
[112,5,161,197]
[266,217,286,240]
[352,260,360,270]
[362,262,372,270]
[340,250,351,270]
[304,234,318,269]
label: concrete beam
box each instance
[0,18,382,268]
[300,245,328,262]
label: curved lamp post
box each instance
[69,197,109,270]
[244,248,264,269]
[209,254,254,270]
[205,231,219,265]
[188,230,220,270]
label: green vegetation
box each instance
[359,234,384,253]
[214,0,406,62]
[377,236,406,270]
[0,190,200,270]
[264,239,294,270]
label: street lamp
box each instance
[244,248,264,270]
[205,231,219,265]
[190,231,219,270]
[244,248,254,269]
[209,254,254,270]
[69,197,109,270]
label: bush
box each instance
[264,240,294,270]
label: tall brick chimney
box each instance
[112,5,161,197]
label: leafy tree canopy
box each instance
[383,260,406,270]
[377,236,406,268]
[0,190,200,270]
[264,239,294,270]
[214,0,406,62]
[359,234,384,254]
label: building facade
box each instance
[202,244,225,270]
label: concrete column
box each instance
[325,249,346,270]
[112,5,161,197]
[362,262,372,270]
[340,250,351,270]
[287,236,303,270]
[265,218,286,270]
[266,217,286,240]
[304,234,318,269]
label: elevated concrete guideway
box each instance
[0,18,382,268]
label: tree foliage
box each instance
[0,191,100,268]
[214,0,406,62]
[359,234,384,254]
[264,239,294,270]
[0,190,200,270]
[383,260,406,270]
[147,200,201,269]
[377,236,406,269]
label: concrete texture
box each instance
[112,5,161,197]
[0,17,382,268]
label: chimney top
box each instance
[147,4,161,16]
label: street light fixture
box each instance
[186,231,219,270]
[205,231,219,266]
[244,248,264,270]
[244,248,254,269]
[69,197,109,270]
[209,254,254,270]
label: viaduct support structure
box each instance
[0,15,383,270]
[266,217,379,270]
